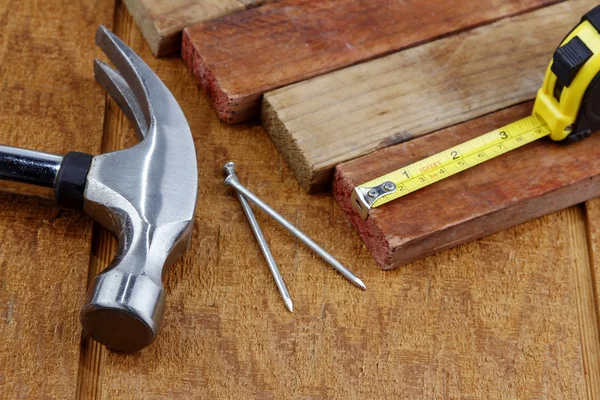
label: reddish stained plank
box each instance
[122,0,280,56]
[182,0,560,123]
[333,102,600,269]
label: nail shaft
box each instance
[225,163,293,312]
[239,194,294,311]
[224,169,366,290]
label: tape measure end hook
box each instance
[351,181,397,219]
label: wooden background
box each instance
[1,0,599,399]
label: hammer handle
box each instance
[0,145,62,199]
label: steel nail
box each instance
[224,162,294,312]
[224,162,366,290]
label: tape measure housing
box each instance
[534,18,600,141]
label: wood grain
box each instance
[72,4,596,399]
[584,198,600,309]
[263,0,596,193]
[332,102,600,270]
[0,0,113,398]
[566,206,600,400]
[99,206,595,398]
[582,197,600,400]
[2,1,598,398]
[123,0,278,57]
[182,0,558,124]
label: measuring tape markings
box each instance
[356,115,552,210]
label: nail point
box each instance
[284,298,294,312]
[355,278,367,290]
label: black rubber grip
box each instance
[583,5,600,33]
[54,152,93,209]
[552,36,593,88]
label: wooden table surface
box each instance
[1,0,600,399]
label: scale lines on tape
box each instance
[351,115,551,219]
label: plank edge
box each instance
[121,0,164,56]
[334,156,600,270]
[262,96,318,192]
[183,28,262,123]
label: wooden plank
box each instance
[99,207,594,398]
[566,206,600,400]
[122,0,278,56]
[74,5,593,399]
[263,0,596,193]
[182,0,559,124]
[582,197,600,400]
[332,101,600,269]
[584,198,600,308]
[0,0,114,398]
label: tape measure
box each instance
[352,5,600,220]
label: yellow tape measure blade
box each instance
[352,115,551,219]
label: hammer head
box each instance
[80,27,198,351]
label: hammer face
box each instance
[81,271,165,352]
[79,26,198,352]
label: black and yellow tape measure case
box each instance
[352,5,600,220]
[535,5,600,142]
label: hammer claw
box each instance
[94,25,190,138]
[95,25,152,125]
[93,59,149,140]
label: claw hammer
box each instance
[0,26,198,352]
